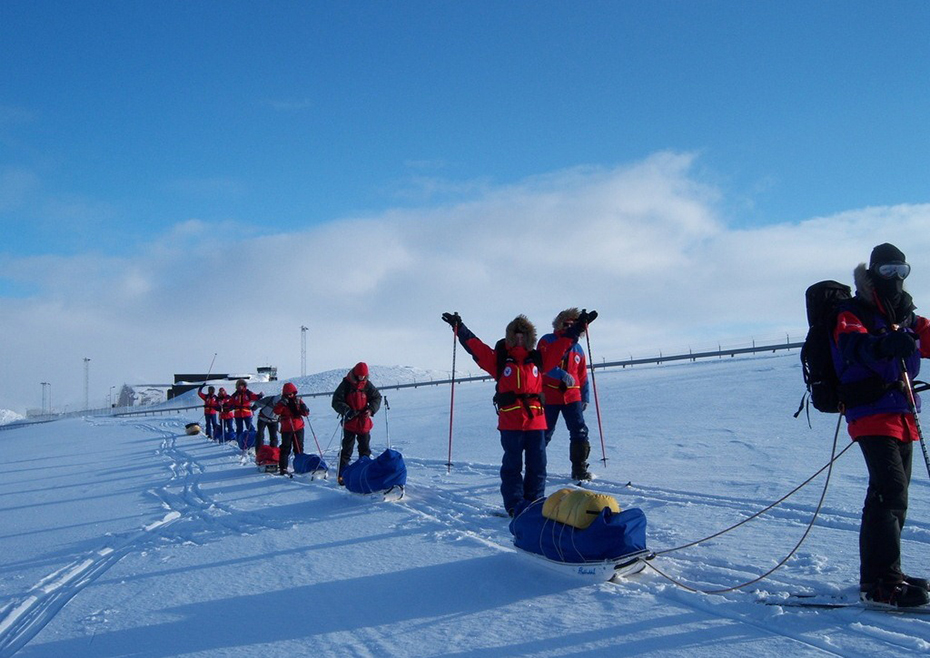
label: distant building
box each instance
[257,366,278,381]
[167,367,277,399]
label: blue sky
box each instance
[2,1,930,412]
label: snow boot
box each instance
[860,581,930,608]
[570,441,592,481]
[905,575,930,592]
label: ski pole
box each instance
[447,322,459,474]
[384,396,391,450]
[584,327,609,466]
[306,414,325,458]
[201,352,218,436]
[899,358,930,478]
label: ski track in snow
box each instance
[397,455,930,656]
[0,417,293,658]
[4,407,930,656]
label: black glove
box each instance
[257,392,264,399]
[576,309,598,326]
[287,399,300,415]
[876,331,918,359]
[344,409,357,420]
[442,312,462,329]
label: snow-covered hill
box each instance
[0,409,24,426]
[2,352,929,657]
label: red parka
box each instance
[458,317,576,431]
[274,397,309,433]
[228,386,262,418]
[198,386,221,416]
[217,389,235,420]
[331,363,383,434]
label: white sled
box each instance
[516,549,650,583]
[306,468,329,481]
[381,485,405,502]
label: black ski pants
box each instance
[257,418,279,448]
[858,436,912,588]
[279,429,305,473]
[339,430,371,476]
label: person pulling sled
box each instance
[831,243,930,608]
[274,382,309,476]
[331,362,382,484]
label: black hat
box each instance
[870,243,906,269]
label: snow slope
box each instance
[1,352,929,657]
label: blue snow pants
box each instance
[203,414,220,439]
[500,429,547,515]
[543,402,589,446]
[235,416,255,437]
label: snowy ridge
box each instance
[0,410,24,426]
[1,352,929,656]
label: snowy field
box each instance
[2,352,930,657]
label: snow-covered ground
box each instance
[1,352,929,657]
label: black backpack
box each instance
[795,280,852,416]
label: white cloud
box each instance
[2,152,929,413]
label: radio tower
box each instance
[83,357,91,410]
[300,326,308,377]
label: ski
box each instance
[760,594,930,614]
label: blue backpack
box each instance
[341,449,407,494]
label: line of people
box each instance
[197,363,382,485]
[198,378,264,442]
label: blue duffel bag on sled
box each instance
[294,452,328,476]
[341,448,407,494]
[509,494,647,563]
[237,428,256,451]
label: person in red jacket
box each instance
[217,387,235,441]
[442,310,597,516]
[228,378,263,444]
[331,362,382,484]
[274,382,309,476]
[538,308,593,481]
[197,384,222,440]
[831,243,930,608]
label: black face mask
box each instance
[874,274,905,307]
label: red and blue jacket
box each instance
[832,299,930,442]
[457,325,576,431]
[537,332,589,406]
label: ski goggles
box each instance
[875,262,911,279]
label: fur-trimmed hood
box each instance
[505,315,537,348]
[853,263,877,308]
[552,307,583,336]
